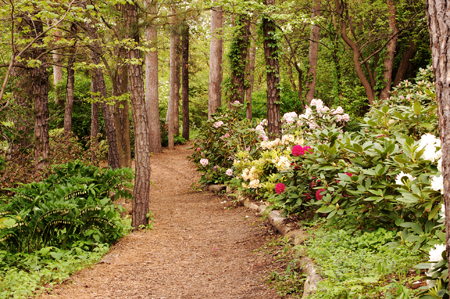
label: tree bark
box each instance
[229,15,250,104]
[145,1,162,153]
[208,3,223,119]
[427,0,450,280]
[168,9,179,149]
[393,40,416,86]
[174,40,181,135]
[64,24,77,135]
[90,74,99,163]
[31,19,49,171]
[117,59,132,167]
[335,0,376,104]
[53,28,63,106]
[305,0,321,103]
[181,23,190,141]
[245,25,256,120]
[263,0,281,136]
[379,0,399,100]
[126,1,152,228]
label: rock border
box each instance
[203,185,321,298]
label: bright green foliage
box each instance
[0,161,133,253]
[303,226,423,298]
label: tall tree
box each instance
[208,2,223,119]
[426,0,450,282]
[181,23,190,141]
[229,15,250,104]
[168,8,180,149]
[305,0,321,103]
[245,23,256,120]
[263,0,281,136]
[90,74,99,163]
[63,23,77,134]
[52,28,63,106]
[125,1,152,228]
[145,0,162,153]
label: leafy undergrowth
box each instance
[302,224,425,298]
[0,161,133,297]
[0,243,112,298]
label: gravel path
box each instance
[41,144,281,299]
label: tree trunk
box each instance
[379,0,399,100]
[64,25,77,134]
[229,15,250,104]
[305,0,321,103]
[145,1,162,153]
[208,3,223,119]
[335,0,375,104]
[168,9,179,149]
[174,40,181,135]
[53,28,63,106]
[181,23,190,141]
[125,1,152,228]
[90,74,99,163]
[31,19,49,171]
[245,25,256,120]
[263,0,281,136]
[427,0,450,281]
[393,40,416,86]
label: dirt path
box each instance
[41,144,281,299]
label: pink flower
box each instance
[275,183,286,194]
[197,148,201,151]
[292,145,312,156]
[316,189,325,200]
[345,172,354,177]
[246,147,250,151]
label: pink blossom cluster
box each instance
[200,159,209,166]
[220,133,230,139]
[292,145,313,156]
[282,112,298,124]
[316,189,325,200]
[255,124,269,141]
[213,121,224,128]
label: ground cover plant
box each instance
[192,66,447,298]
[0,161,133,297]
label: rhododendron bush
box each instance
[191,67,447,295]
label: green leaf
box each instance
[317,205,335,214]
[414,263,431,269]
[3,219,16,227]
[413,101,422,115]
[361,277,379,284]
[382,106,389,113]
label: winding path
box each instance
[41,144,281,299]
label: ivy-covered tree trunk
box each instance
[426,0,450,283]
[90,75,99,163]
[379,0,399,100]
[181,23,190,141]
[245,23,256,120]
[208,2,223,119]
[64,24,77,134]
[145,1,162,153]
[305,0,321,103]
[229,15,250,104]
[125,1,151,228]
[263,0,281,136]
[31,19,50,170]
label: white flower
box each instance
[282,134,295,145]
[255,125,265,132]
[426,244,446,287]
[262,135,269,141]
[342,114,350,122]
[213,121,224,128]
[430,175,444,194]
[440,204,445,219]
[260,119,268,126]
[395,171,416,185]
[276,156,291,171]
[310,99,323,107]
[419,134,441,162]
[332,106,344,114]
[225,169,233,176]
[200,159,209,166]
[438,158,442,172]
[249,179,260,189]
[242,168,250,181]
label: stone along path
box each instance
[41,144,281,299]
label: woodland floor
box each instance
[40,143,283,299]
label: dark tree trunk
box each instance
[168,9,180,150]
[181,24,190,141]
[64,24,77,134]
[263,0,281,136]
[305,0,321,103]
[427,0,450,281]
[125,1,151,228]
[379,0,399,100]
[393,40,416,86]
[31,19,49,170]
[229,15,250,104]
[208,2,223,118]
[90,75,99,163]
[245,24,256,120]
[117,59,132,167]
[145,1,162,153]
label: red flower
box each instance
[345,172,353,177]
[304,193,311,200]
[292,145,304,156]
[316,189,325,200]
[275,183,286,194]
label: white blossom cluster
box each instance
[213,121,224,128]
[419,134,442,162]
[426,244,447,287]
[395,171,416,185]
